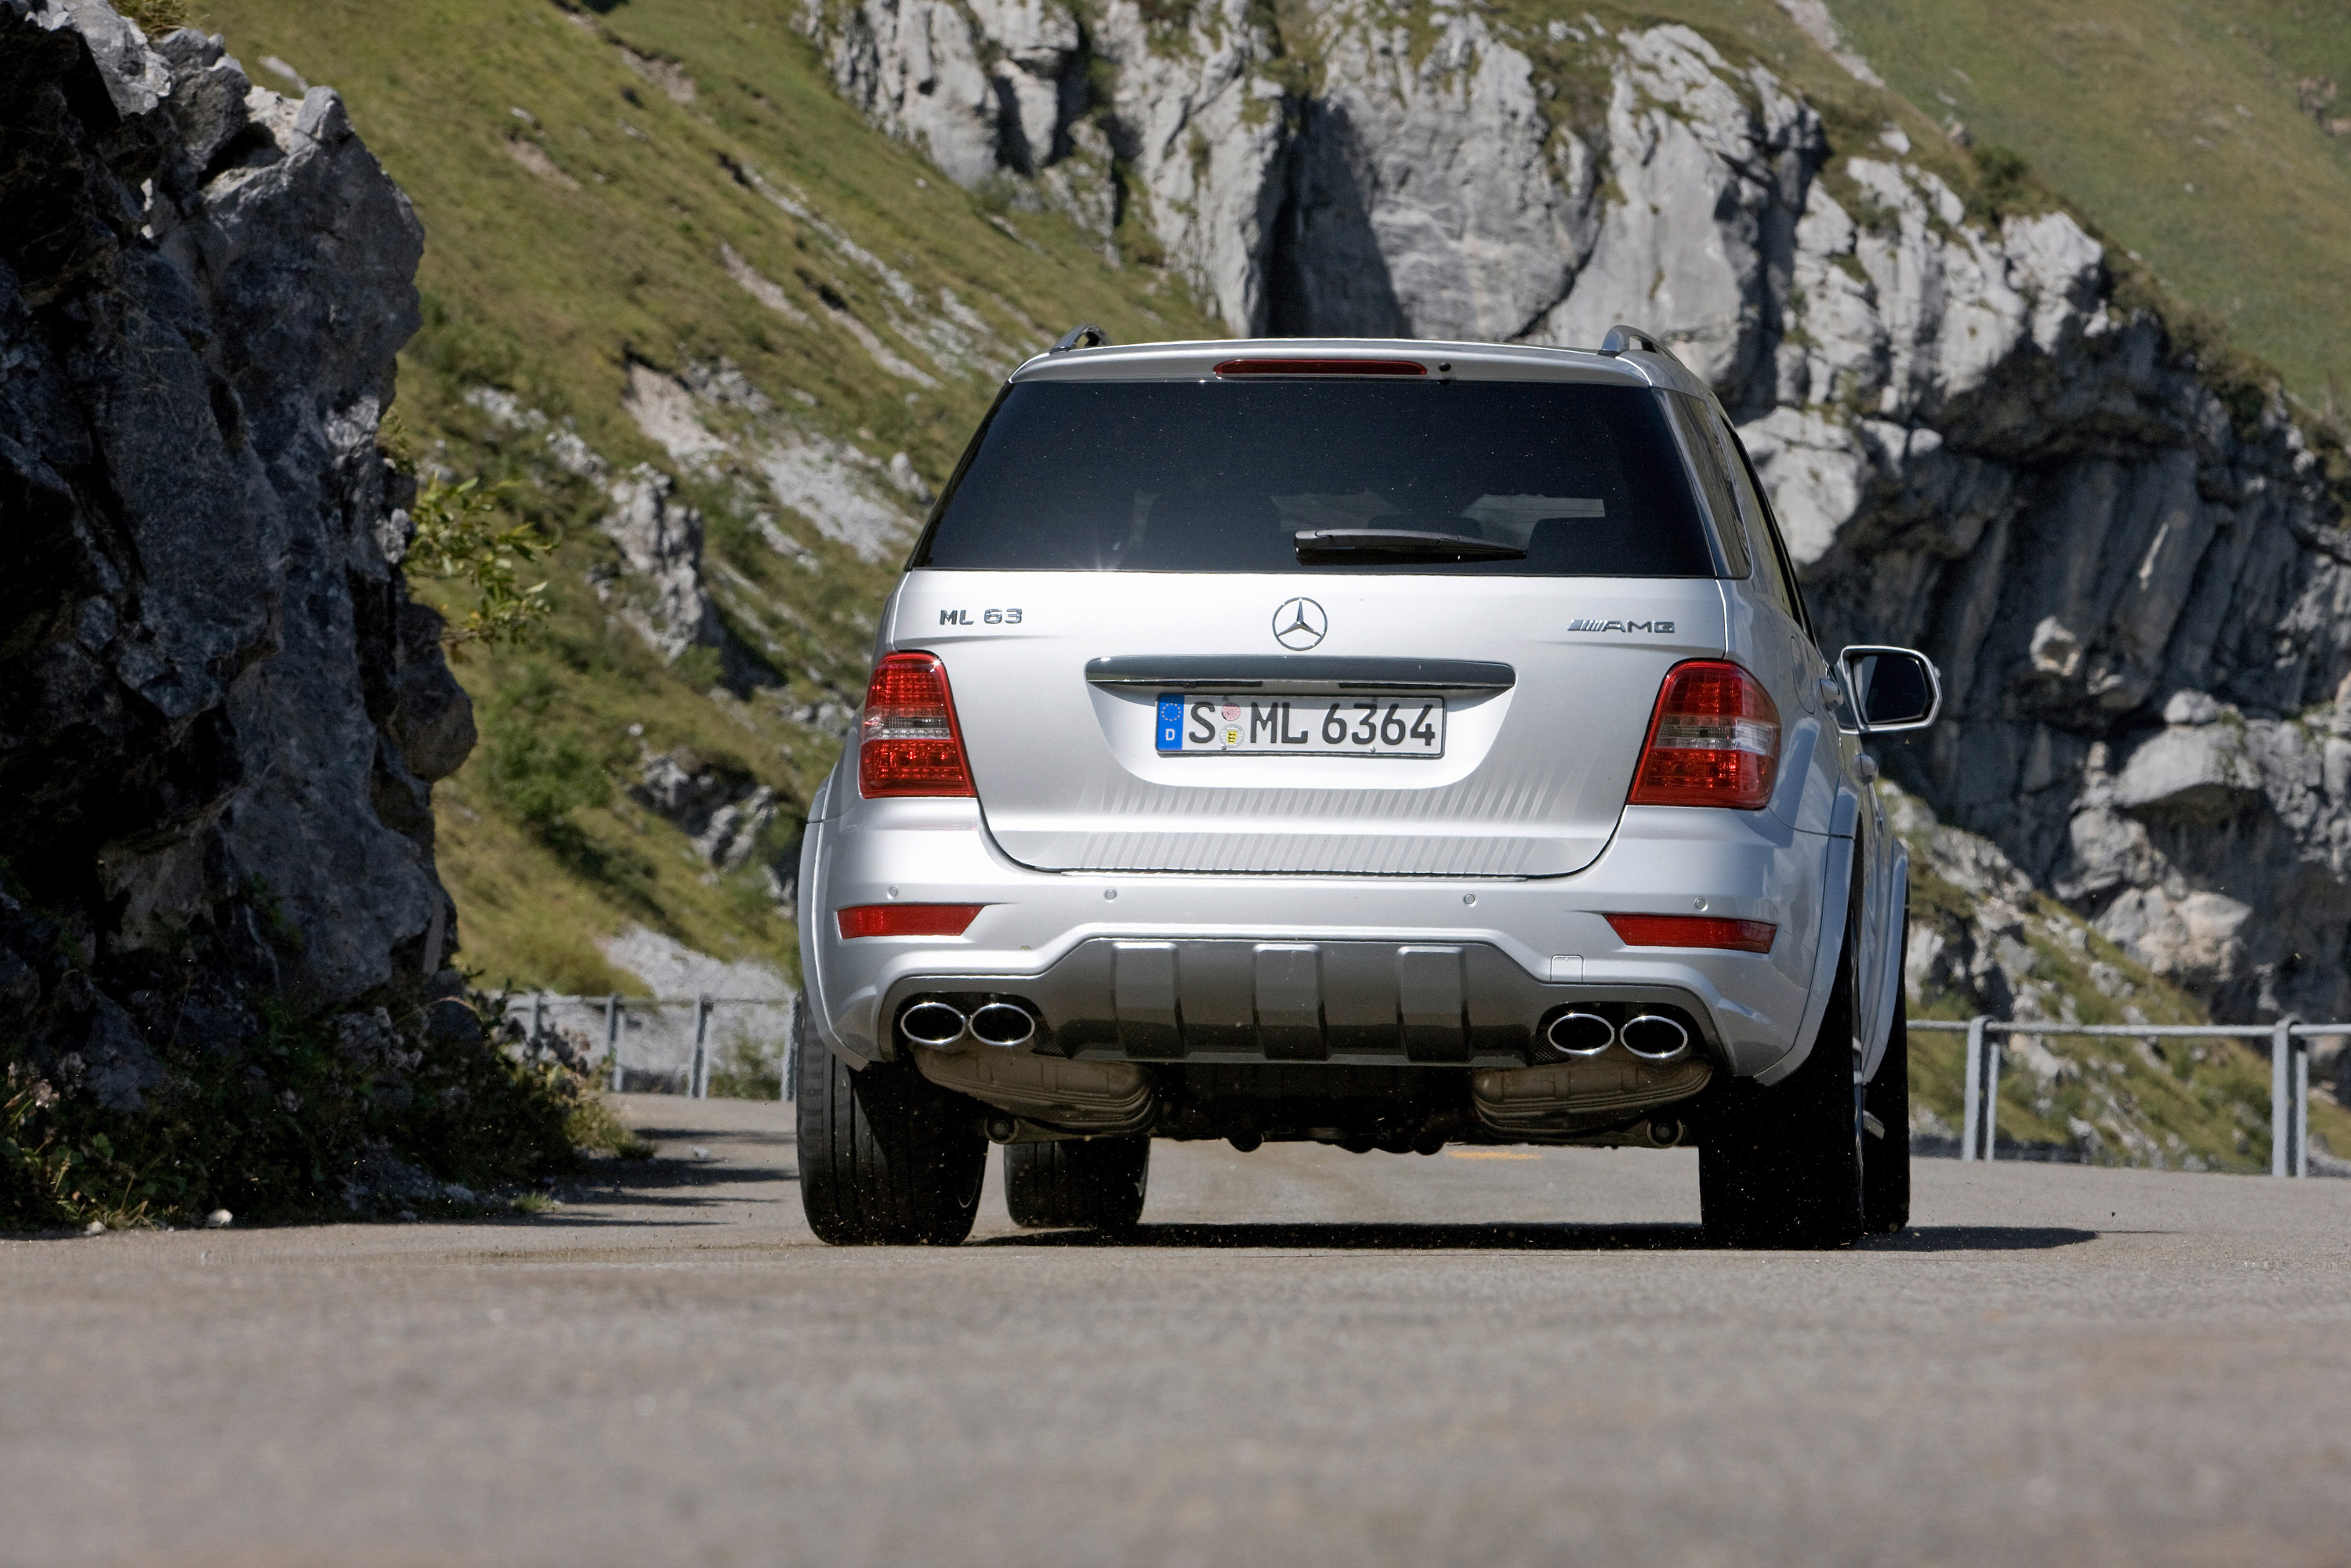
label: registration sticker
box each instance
[1155,692,1445,758]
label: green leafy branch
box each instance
[408,476,552,655]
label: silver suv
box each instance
[792,329,1940,1248]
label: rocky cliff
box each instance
[803,0,2351,1028]
[0,0,576,1220]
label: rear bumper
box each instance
[801,791,1833,1079]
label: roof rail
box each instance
[1599,324,1664,357]
[1051,323,1108,353]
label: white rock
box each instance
[2111,726,2259,817]
[600,463,721,661]
[204,1208,234,1229]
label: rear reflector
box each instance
[1627,660,1780,810]
[837,904,986,939]
[859,650,976,798]
[1605,914,1778,954]
[1212,358,1428,377]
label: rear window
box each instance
[911,380,1719,576]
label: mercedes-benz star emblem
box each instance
[1272,597,1328,650]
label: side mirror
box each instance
[1838,646,1942,733]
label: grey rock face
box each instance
[815,3,2351,1019]
[0,1,467,1088]
[600,465,723,661]
[802,0,1287,321]
[1267,2,1599,340]
[630,751,777,873]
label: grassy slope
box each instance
[1902,847,2351,1170]
[196,0,1218,993]
[1829,0,2351,408]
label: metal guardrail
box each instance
[1909,1018,2326,1176]
[509,993,795,1102]
[501,992,2326,1169]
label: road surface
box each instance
[4,1095,2348,1566]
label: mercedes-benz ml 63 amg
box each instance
[792,328,1940,1248]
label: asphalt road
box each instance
[5,1095,2349,1568]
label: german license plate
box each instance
[1156,693,1446,757]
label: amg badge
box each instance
[1567,617,1675,634]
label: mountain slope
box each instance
[194,0,1219,997]
[1825,0,2351,410]
[179,0,2351,1164]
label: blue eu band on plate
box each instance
[1156,697,1185,751]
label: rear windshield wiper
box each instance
[1292,529,1527,562]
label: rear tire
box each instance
[1004,1135,1150,1231]
[1701,919,1864,1250]
[795,1003,987,1245]
[1863,951,1911,1236]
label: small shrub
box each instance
[1966,143,2034,223]
[408,476,552,653]
[707,1032,783,1099]
[478,723,610,830]
[672,645,723,690]
[567,1093,655,1159]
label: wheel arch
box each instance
[1755,788,1862,1088]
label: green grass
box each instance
[1828,0,2351,409]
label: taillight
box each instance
[1628,661,1780,810]
[837,904,985,938]
[858,651,976,797]
[1605,914,1777,954]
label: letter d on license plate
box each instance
[1155,693,1445,757]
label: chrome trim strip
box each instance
[1085,656,1516,693]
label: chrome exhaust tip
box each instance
[899,1000,969,1048]
[1544,1011,1616,1056]
[967,1001,1038,1048]
[1619,1014,1691,1060]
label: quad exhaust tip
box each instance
[1618,1014,1691,1060]
[899,1000,969,1047]
[1544,1011,1616,1056]
[967,1001,1038,1048]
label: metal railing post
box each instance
[605,993,624,1093]
[1961,1016,1989,1161]
[1982,1024,2001,1161]
[2271,1016,2309,1179]
[2272,1016,2296,1178]
[529,991,545,1059]
[2295,1032,2309,1179]
[690,994,712,1099]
